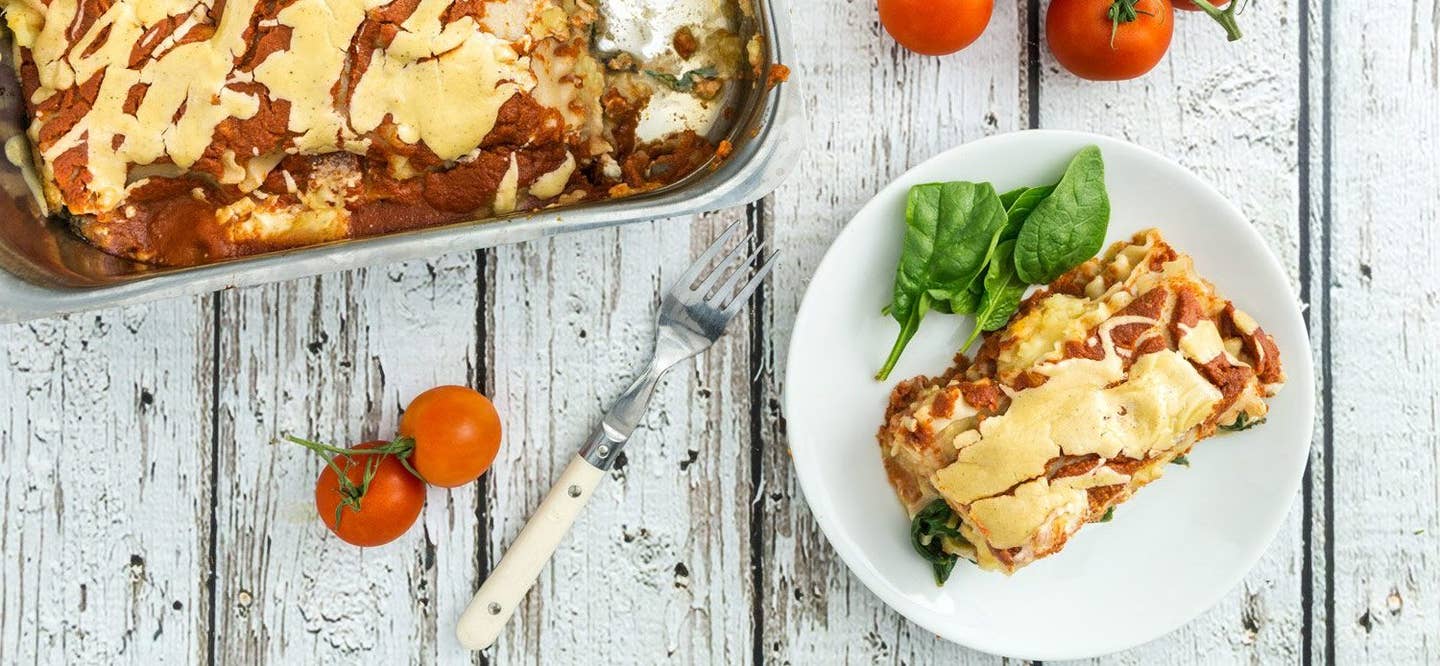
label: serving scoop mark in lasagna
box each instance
[879,229,1285,576]
[2,0,741,265]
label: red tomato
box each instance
[1172,0,1227,10]
[399,386,503,488]
[878,0,994,56]
[315,442,426,547]
[1046,0,1174,81]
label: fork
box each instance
[456,221,777,650]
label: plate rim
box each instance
[781,128,1317,660]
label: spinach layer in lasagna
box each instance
[879,229,1284,575]
[2,0,741,265]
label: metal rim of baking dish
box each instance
[0,1,804,324]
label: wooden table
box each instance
[1,1,1434,663]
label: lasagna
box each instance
[1,0,746,265]
[879,229,1284,575]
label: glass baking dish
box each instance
[0,0,802,323]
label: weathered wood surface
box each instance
[485,209,757,664]
[1,0,1437,663]
[1325,1,1439,664]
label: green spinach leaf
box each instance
[1172,454,1191,466]
[1002,184,1056,240]
[1098,507,1115,523]
[910,499,966,585]
[949,283,984,315]
[960,240,1028,353]
[1219,412,1267,432]
[1014,146,1110,284]
[957,184,1056,315]
[645,66,718,92]
[878,182,1008,380]
[998,187,1027,209]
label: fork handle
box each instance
[456,454,604,650]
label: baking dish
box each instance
[0,0,802,323]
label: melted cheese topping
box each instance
[967,467,1127,550]
[251,0,381,154]
[529,152,577,199]
[999,294,1093,376]
[349,0,531,161]
[493,153,520,214]
[933,317,1223,507]
[1178,319,1228,364]
[18,0,262,209]
[4,135,48,215]
[7,0,577,213]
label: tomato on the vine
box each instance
[878,0,994,56]
[1047,0,1174,81]
[312,442,426,547]
[399,385,503,488]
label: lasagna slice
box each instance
[879,229,1284,575]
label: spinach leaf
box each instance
[910,499,966,585]
[1014,146,1110,284]
[998,187,1027,209]
[956,184,1056,316]
[645,66,718,92]
[1002,185,1056,240]
[959,240,1028,353]
[1219,412,1266,432]
[1098,507,1115,523]
[877,182,1008,380]
[949,283,984,316]
[1172,454,1191,466]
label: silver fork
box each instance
[456,222,777,650]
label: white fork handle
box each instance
[456,455,605,650]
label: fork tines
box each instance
[678,221,778,315]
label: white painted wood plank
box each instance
[758,0,1025,662]
[211,255,483,663]
[1327,1,1440,662]
[0,301,212,664]
[1039,3,1307,664]
[485,209,756,663]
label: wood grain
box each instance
[210,256,482,663]
[483,209,757,663]
[0,300,213,664]
[1326,1,1439,662]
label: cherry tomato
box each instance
[878,0,994,56]
[1047,0,1174,81]
[315,442,426,547]
[1172,0,1227,10]
[399,385,503,488]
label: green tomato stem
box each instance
[1188,0,1244,41]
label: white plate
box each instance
[783,130,1315,661]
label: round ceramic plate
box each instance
[783,130,1315,660]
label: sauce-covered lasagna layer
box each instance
[3,0,730,265]
[879,229,1284,574]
